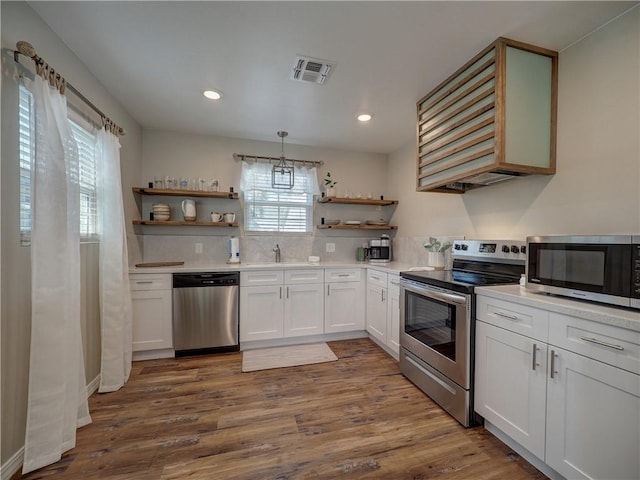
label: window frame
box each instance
[241,162,317,235]
[18,81,100,245]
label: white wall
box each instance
[1,1,143,469]
[139,130,390,264]
[388,7,639,264]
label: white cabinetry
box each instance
[387,275,401,357]
[283,270,324,337]
[240,270,284,341]
[366,270,387,343]
[129,273,173,356]
[475,292,640,480]
[324,268,364,333]
[240,269,324,342]
[365,270,400,360]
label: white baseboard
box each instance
[0,446,24,480]
[132,348,175,361]
[240,330,367,351]
[86,374,101,396]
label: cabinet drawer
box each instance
[284,269,323,284]
[476,295,549,341]
[241,270,284,286]
[367,270,388,288]
[324,268,362,283]
[129,273,171,291]
[548,313,640,375]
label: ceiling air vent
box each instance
[290,55,334,85]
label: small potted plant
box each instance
[423,236,452,269]
[323,172,338,197]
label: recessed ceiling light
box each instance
[357,113,372,122]
[203,89,223,100]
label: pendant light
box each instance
[272,131,295,189]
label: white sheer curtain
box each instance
[23,75,91,474]
[97,128,133,392]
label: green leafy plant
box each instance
[423,236,452,252]
[324,172,338,188]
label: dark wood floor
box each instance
[20,338,546,479]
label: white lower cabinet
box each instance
[365,270,400,359]
[387,275,401,356]
[240,269,324,342]
[475,293,640,480]
[130,274,173,352]
[283,283,324,337]
[324,268,364,333]
[545,347,640,480]
[240,284,284,341]
[475,321,547,459]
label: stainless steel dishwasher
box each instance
[172,272,239,356]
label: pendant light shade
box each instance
[272,131,295,189]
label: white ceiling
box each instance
[29,1,637,154]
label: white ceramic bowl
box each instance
[154,214,170,221]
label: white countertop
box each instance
[476,284,640,332]
[129,261,415,275]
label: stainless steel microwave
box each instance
[526,235,640,309]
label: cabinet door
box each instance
[131,289,173,351]
[387,276,401,357]
[284,283,324,337]
[546,348,640,480]
[475,321,547,459]
[324,281,365,333]
[366,283,387,343]
[240,285,284,341]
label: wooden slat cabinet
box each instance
[416,37,557,193]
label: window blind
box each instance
[18,82,99,243]
[241,161,319,233]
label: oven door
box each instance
[400,279,471,388]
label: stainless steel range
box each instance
[399,239,526,426]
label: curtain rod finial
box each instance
[16,41,37,58]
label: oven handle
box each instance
[401,282,467,305]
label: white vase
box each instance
[427,251,445,268]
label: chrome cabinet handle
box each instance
[135,281,153,284]
[532,343,539,371]
[286,286,289,299]
[550,350,558,378]
[390,280,399,286]
[580,336,624,351]
[494,311,519,321]
[381,290,385,302]
[279,286,282,299]
[327,284,330,296]
[338,274,350,277]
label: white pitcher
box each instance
[181,199,196,221]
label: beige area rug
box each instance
[242,342,338,372]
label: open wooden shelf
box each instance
[133,220,238,227]
[133,187,238,199]
[317,224,398,230]
[317,197,398,206]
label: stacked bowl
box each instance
[152,203,171,221]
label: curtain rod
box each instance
[233,153,323,167]
[14,41,126,137]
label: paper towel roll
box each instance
[228,236,240,263]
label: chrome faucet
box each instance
[273,244,281,263]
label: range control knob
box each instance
[502,245,510,253]
[461,244,469,251]
[520,245,527,254]
[511,245,520,254]
[454,244,461,250]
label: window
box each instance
[19,83,99,243]
[240,161,319,233]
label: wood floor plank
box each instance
[19,338,546,480]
